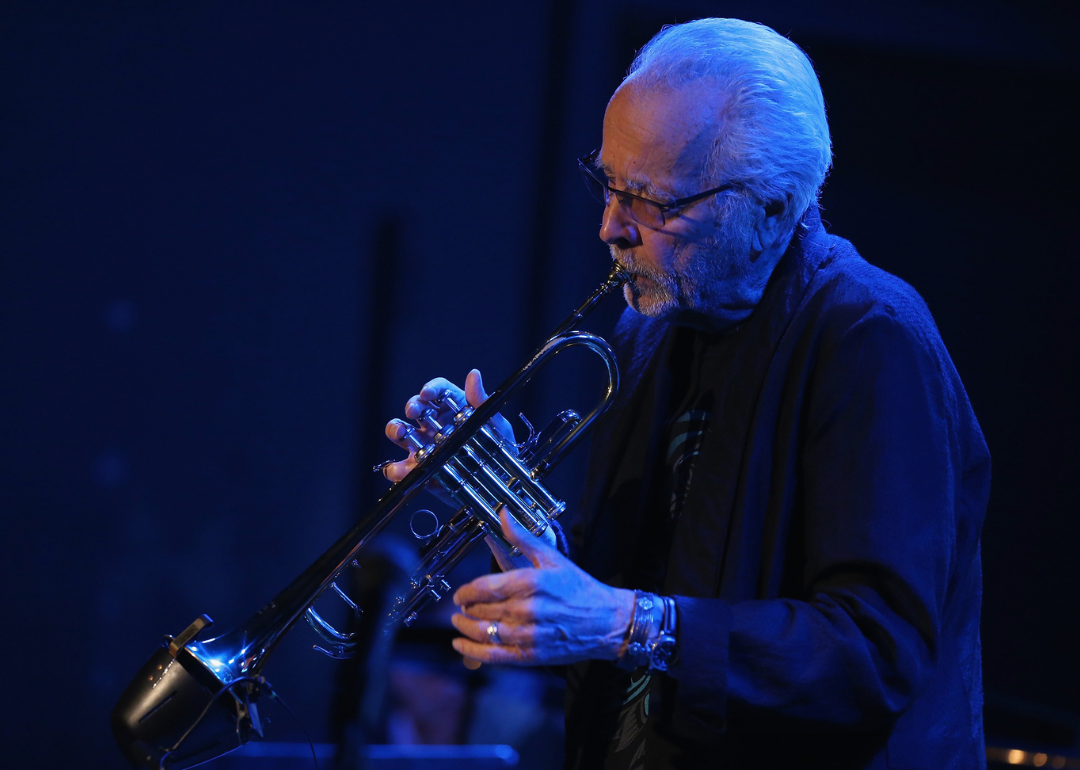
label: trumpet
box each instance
[111,262,631,769]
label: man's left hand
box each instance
[451,508,636,665]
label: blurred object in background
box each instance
[985,692,1080,769]
[216,742,520,769]
[987,747,1080,769]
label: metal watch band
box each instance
[646,595,678,672]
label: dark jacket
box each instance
[565,208,990,769]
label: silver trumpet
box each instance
[111,262,630,769]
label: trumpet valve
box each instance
[453,405,473,427]
[439,392,463,412]
[416,404,444,434]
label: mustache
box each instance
[608,246,666,283]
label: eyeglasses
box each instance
[577,148,738,229]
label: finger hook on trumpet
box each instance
[409,509,440,541]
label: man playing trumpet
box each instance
[384,18,989,769]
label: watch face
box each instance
[649,635,677,671]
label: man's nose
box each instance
[599,197,640,247]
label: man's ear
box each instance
[751,195,790,254]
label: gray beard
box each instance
[609,203,755,322]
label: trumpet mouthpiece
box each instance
[609,261,633,286]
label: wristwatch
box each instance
[646,596,678,672]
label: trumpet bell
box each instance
[112,624,265,769]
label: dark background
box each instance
[1,1,1077,767]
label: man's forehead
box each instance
[600,80,719,188]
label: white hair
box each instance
[626,18,832,222]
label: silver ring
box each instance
[486,621,502,645]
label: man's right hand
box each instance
[382,369,514,484]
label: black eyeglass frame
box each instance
[577,148,739,227]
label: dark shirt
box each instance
[565,207,990,769]
[601,327,728,770]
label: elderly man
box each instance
[385,18,989,769]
